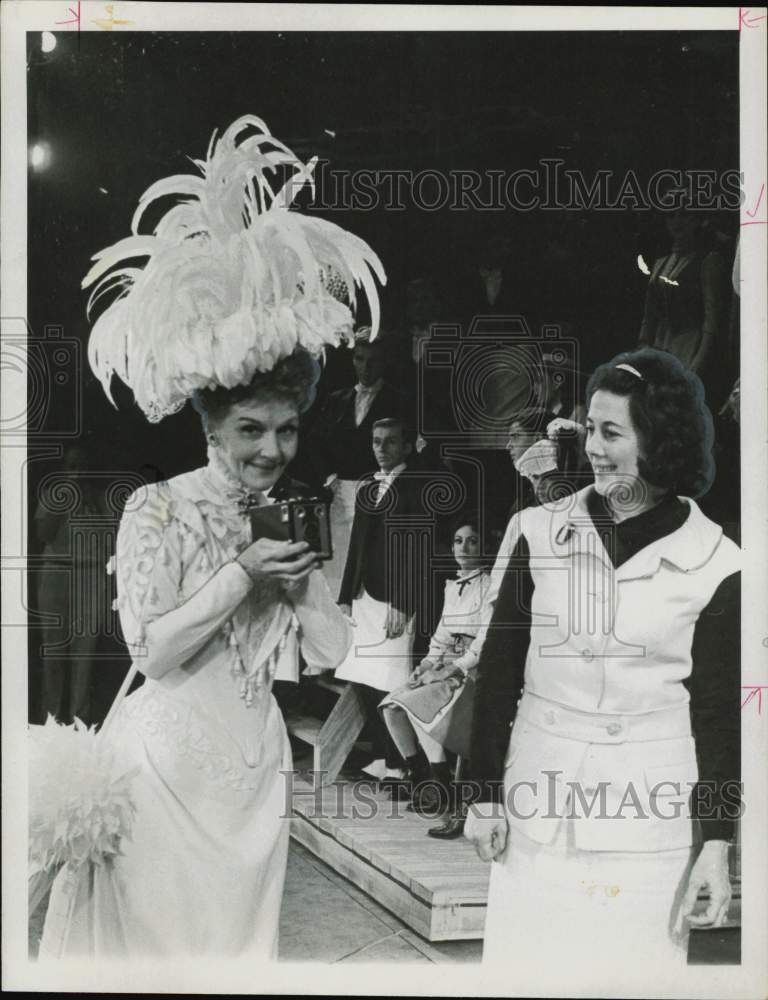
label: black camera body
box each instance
[248,497,333,561]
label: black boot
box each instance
[427,810,466,839]
[427,782,468,838]
[382,746,431,801]
[408,761,452,816]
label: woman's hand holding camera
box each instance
[236,538,319,589]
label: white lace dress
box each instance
[41,455,351,959]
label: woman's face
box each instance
[211,395,300,493]
[585,390,644,497]
[453,524,483,572]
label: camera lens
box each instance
[302,512,320,548]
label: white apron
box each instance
[483,822,694,972]
[334,588,414,692]
[482,693,697,971]
[321,478,358,601]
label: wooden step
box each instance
[313,675,347,696]
[285,681,367,783]
[287,714,323,746]
[290,776,489,941]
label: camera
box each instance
[248,498,333,561]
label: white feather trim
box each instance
[84,116,385,421]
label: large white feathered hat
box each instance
[83,115,386,422]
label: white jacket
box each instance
[473,487,740,851]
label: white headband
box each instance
[615,363,644,380]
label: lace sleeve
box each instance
[115,485,252,680]
[115,485,183,643]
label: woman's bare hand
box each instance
[236,538,318,585]
[408,657,437,687]
[676,840,732,932]
[465,803,509,862]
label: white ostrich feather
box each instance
[29,717,138,874]
[84,116,386,421]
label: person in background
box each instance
[502,409,557,523]
[34,442,107,725]
[380,512,493,834]
[336,418,426,782]
[516,420,591,508]
[530,353,587,428]
[638,196,729,403]
[399,274,456,460]
[451,226,539,327]
[304,327,411,598]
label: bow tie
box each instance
[456,571,481,596]
[237,493,265,516]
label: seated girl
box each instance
[379,512,493,838]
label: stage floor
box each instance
[289,769,742,954]
[290,775,490,942]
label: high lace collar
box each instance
[200,446,267,512]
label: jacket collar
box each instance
[547,485,723,580]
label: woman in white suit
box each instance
[464,348,740,974]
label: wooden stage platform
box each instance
[290,776,490,942]
[289,773,743,950]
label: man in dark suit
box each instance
[335,417,430,780]
[305,328,412,486]
[299,328,413,599]
[450,229,540,332]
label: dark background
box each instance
[25,29,740,719]
[27,29,739,478]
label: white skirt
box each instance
[40,689,292,959]
[334,589,414,692]
[483,820,695,973]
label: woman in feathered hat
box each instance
[38,116,385,959]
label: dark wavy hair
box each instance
[585,348,714,498]
[371,416,417,449]
[191,350,320,432]
[449,508,499,566]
